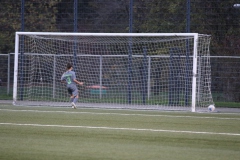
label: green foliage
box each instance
[134,0,186,33]
[191,0,240,55]
[0,0,60,54]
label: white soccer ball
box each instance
[208,105,215,112]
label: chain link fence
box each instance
[0,54,239,107]
[0,54,14,100]
[211,56,240,105]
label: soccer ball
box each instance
[208,105,215,112]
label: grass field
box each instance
[0,104,240,160]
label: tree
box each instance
[191,0,240,56]
[134,0,186,33]
[0,0,60,54]
[87,0,129,32]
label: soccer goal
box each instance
[13,32,214,112]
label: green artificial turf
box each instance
[0,105,240,160]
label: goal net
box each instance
[13,32,213,112]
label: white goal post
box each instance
[13,32,214,112]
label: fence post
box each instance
[73,0,78,69]
[7,53,10,95]
[147,57,151,100]
[20,0,25,100]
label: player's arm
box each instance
[74,79,84,85]
[60,74,67,84]
[72,72,83,85]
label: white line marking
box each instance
[0,122,239,136]
[1,109,240,120]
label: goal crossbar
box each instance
[15,32,200,37]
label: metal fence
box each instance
[0,54,14,99]
[211,56,240,104]
[0,54,239,107]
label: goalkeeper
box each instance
[61,63,84,109]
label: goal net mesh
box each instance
[14,33,213,111]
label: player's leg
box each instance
[68,87,76,109]
[70,94,77,109]
[71,87,79,109]
[72,90,79,106]
[70,95,75,103]
[71,98,77,109]
[68,88,74,102]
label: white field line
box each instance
[0,122,240,136]
[0,109,240,121]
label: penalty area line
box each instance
[0,122,240,136]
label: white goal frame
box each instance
[13,32,208,112]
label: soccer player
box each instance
[61,63,83,109]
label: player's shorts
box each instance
[67,85,78,96]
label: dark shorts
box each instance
[67,86,78,96]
